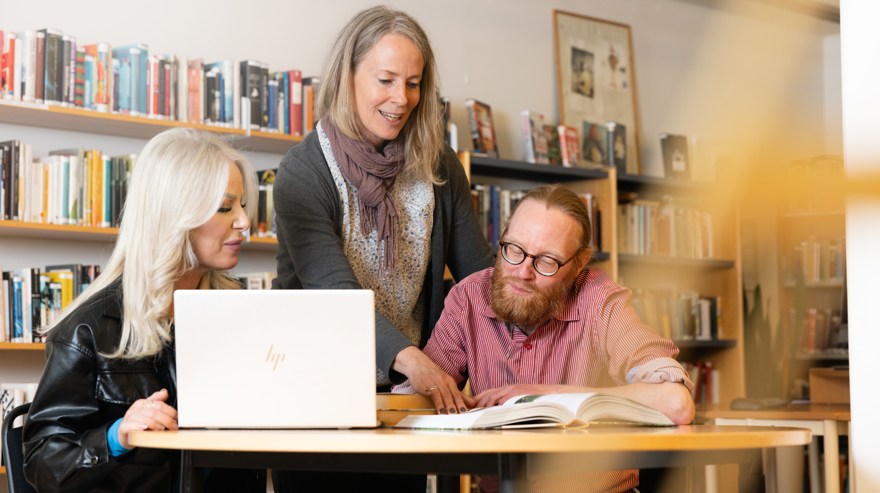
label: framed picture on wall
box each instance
[553,10,641,175]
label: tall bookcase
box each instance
[775,156,847,400]
[458,151,745,407]
[0,101,289,481]
[615,172,745,407]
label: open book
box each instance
[393,392,674,429]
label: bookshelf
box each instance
[0,103,288,476]
[615,171,745,407]
[0,220,278,252]
[775,156,847,400]
[0,100,301,154]
[458,152,745,407]
[459,151,617,280]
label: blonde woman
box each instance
[23,128,264,492]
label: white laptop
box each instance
[173,289,377,429]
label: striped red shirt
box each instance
[396,267,693,493]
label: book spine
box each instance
[35,30,46,102]
[288,70,303,136]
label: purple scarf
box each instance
[322,118,406,271]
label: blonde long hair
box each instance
[316,5,446,184]
[47,128,258,359]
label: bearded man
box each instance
[394,184,695,493]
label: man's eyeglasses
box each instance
[498,241,582,277]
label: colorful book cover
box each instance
[465,98,498,158]
[557,125,580,167]
[83,42,111,111]
[288,69,303,136]
[581,120,608,165]
[543,125,561,166]
[521,110,549,164]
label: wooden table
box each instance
[699,403,850,493]
[130,424,810,493]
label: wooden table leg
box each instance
[824,419,840,493]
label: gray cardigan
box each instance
[272,131,493,383]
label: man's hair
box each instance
[45,128,259,359]
[508,184,593,250]
[316,5,445,184]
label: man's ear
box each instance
[576,248,592,272]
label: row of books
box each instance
[1,137,279,241]
[470,184,601,253]
[0,264,100,344]
[681,361,719,405]
[617,195,715,259]
[1,139,133,226]
[788,306,847,355]
[631,288,723,342]
[783,236,846,285]
[0,28,319,135]
[1,382,38,428]
[466,98,627,171]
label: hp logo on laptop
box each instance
[265,344,286,370]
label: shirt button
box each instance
[524,343,533,350]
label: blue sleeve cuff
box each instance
[107,418,132,457]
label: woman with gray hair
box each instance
[274,5,492,410]
[23,128,265,492]
[272,4,492,492]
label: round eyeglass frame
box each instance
[498,241,583,277]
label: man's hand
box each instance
[392,346,475,414]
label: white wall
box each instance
[840,1,880,490]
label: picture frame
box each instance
[553,10,641,175]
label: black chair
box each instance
[2,402,35,493]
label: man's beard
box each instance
[490,263,581,328]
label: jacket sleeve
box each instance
[23,333,121,493]
[272,138,413,380]
[442,147,494,281]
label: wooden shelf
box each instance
[0,100,302,154]
[0,220,278,251]
[589,251,611,262]
[795,351,849,361]
[469,155,608,182]
[675,339,737,349]
[0,342,46,351]
[782,210,845,219]
[617,173,716,194]
[618,253,735,269]
[783,279,845,289]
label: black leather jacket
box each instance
[23,280,180,493]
